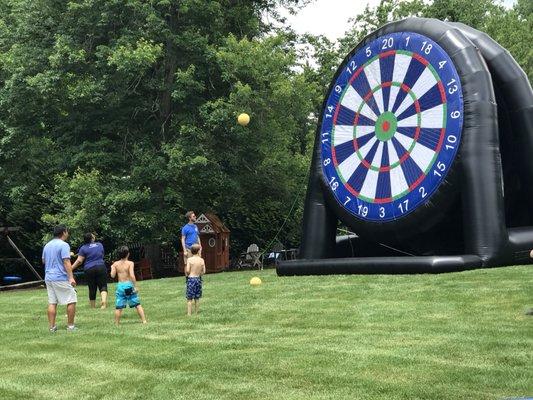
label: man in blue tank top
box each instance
[181,211,201,266]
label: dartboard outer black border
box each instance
[317,18,484,240]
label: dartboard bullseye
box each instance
[320,32,464,222]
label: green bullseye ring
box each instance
[374,111,397,141]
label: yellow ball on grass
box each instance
[250,277,262,286]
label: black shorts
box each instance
[84,264,108,300]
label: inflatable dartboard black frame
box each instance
[278,18,533,275]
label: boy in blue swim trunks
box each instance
[185,244,205,316]
[110,246,147,325]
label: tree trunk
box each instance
[160,7,179,140]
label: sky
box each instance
[280,0,381,41]
[280,0,518,42]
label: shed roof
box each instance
[196,213,230,234]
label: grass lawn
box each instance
[0,266,532,400]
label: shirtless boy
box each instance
[110,246,147,325]
[185,244,206,316]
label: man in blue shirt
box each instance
[42,225,77,332]
[181,211,201,266]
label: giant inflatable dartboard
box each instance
[321,32,463,222]
[278,18,533,276]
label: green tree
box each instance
[0,0,315,258]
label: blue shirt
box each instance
[78,242,105,271]
[181,223,199,248]
[42,238,70,281]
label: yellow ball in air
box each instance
[237,113,250,126]
[250,277,262,286]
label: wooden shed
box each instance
[178,213,230,274]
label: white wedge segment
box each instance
[360,168,379,199]
[397,104,444,129]
[333,125,355,146]
[338,152,361,182]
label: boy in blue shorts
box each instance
[110,246,147,325]
[185,244,205,316]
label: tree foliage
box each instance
[0,0,315,257]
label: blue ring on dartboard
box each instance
[320,32,464,222]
